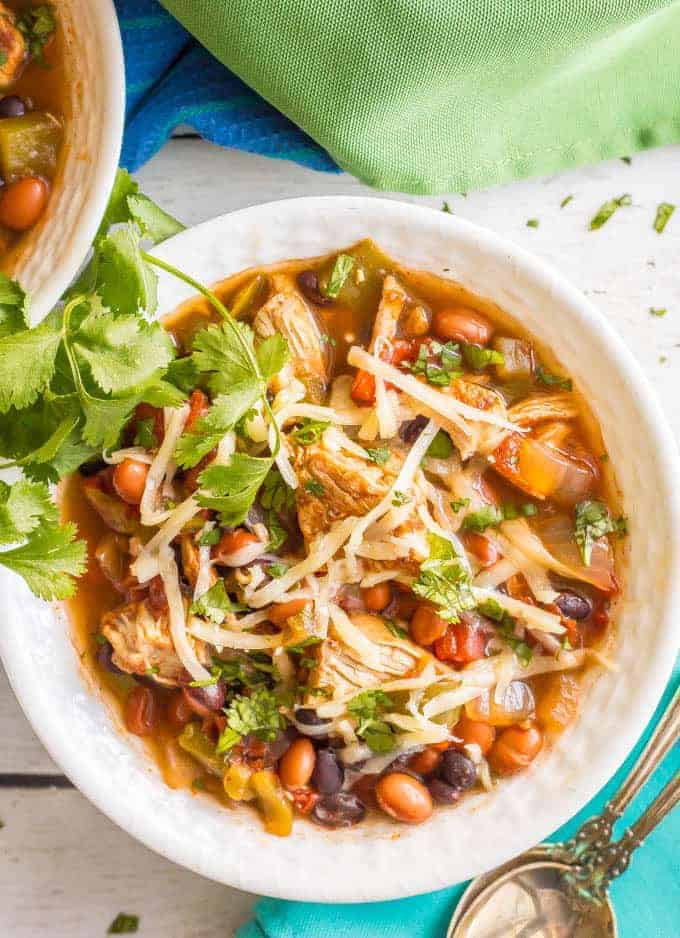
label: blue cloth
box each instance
[239,671,679,938]
[115,0,338,173]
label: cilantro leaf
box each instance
[0,521,86,599]
[413,533,475,622]
[260,468,294,513]
[197,454,272,526]
[133,418,157,449]
[0,273,29,338]
[0,309,62,412]
[347,689,396,753]
[96,225,158,317]
[25,429,97,483]
[256,334,289,381]
[574,499,621,565]
[526,218,539,228]
[653,202,675,234]
[165,356,201,394]
[407,340,462,386]
[560,195,574,209]
[190,581,232,625]
[191,320,256,394]
[461,505,504,533]
[17,4,57,64]
[96,169,139,241]
[72,308,175,394]
[127,193,185,244]
[0,479,56,543]
[267,562,289,578]
[365,446,390,466]
[450,497,470,513]
[291,418,329,446]
[174,378,261,469]
[589,194,631,231]
[322,254,354,299]
[305,479,324,497]
[535,364,572,391]
[217,687,286,753]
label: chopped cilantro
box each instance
[461,505,503,533]
[412,533,475,623]
[198,526,221,547]
[442,201,453,214]
[17,5,57,64]
[304,479,324,497]
[589,194,631,231]
[133,417,157,449]
[365,446,390,466]
[266,513,288,552]
[406,339,462,386]
[653,202,675,234]
[217,687,287,753]
[574,499,625,565]
[107,913,139,935]
[477,598,532,666]
[385,619,409,639]
[462,344,504,370]
[535,364,572,391]
[321,333,337,348]
[649,307,667,317]
[450,497,470,513]
[260,468,294,513]
[323,254,354,299]
[291,418,329,446]
[191,777,207,791]
[145,665,160,676]
[621,156,632,165]
[426,430,453,460]
[391,490,411,507]
[347,689,396,753]
[286,636,322,654]
[197,455,272,526]
[560,195,574,209]
[189,580,232,625]
[526,218,539,228]
[267,562,289,578]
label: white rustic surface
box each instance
[2,136,680,936]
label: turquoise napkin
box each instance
[238,670,679,937]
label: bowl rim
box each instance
[2,195,680,902]
[30,0,125,319]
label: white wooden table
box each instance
[2,136,680,937]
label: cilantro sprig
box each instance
[347,689,396,753]
[574,500,627,565]
[412,532,475,622]
[216,687,287,753]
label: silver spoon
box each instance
[447,688,679,937]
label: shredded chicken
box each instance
[0,3,26,89]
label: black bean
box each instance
[0,95,25,118]
[427,778,462,805]
[295,708,331,727]
[439,750,477,791]
[311,792,366,829]
[96,641,123,675]
[399,415,428,444]
[297,270,330,306]
[267,726,297,761]
[184,680,227,713]
[555,590,593,621]
[311,747,344,794]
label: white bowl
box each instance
[7,0,125,321]
[2,197,679,902]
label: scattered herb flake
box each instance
[574,500,625,565]
[649,307,667,317]
[292,418,330,446]
[462,344,504,370]
[191,777,207,791]
[413,533,475,623]
[323,254,354,299]
[526,218,539,228]
[560,195,574,209]
[347,689,396,753]
[365,446,390,466]
[589,194,631,231]
[198,526,221,547]
[133,418,157,449]
[217,687,287,753]
[391,490,411,507]
[477,598,532,666]
[450,497,470,513]
[535,365,573,391]
[267,562,289,578]
[442,201,453,214]
[304,479,324,497]
[107,913,139,935]
[425,430,453,460]
[653,202,675,234]
[621,156,632,165]
[189,580,232,625]
[384,619,409,640]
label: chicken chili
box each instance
[59,236,623,835]
[0,2,62,254]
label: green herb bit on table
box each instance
[653,202,675,234]
[589,193,631,231]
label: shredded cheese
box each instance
[103,447,154,465]
[188,619,284,650]
[139,403,189,526]
[157,546,210,683]
[131,494,200,583]
[472,586,565,634]
[328,603,384,670]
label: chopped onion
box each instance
[158,545,210,683]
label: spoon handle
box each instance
[570,770,680,901]
[556,687,679,862]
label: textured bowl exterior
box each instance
[9,0,125,321]
[1,197,679,902]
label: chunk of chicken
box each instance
[369,274,408,350]
[253,273,328,402]
[292,440,397,541]
[508,393,579,427]
[0,3,26,88]
[412,378,509,461]
[101,599,210,687]
[306,612,448,701]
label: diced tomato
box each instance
[186,389,210,430]
[351,369,376,404]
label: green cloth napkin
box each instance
[160,0,680,194]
